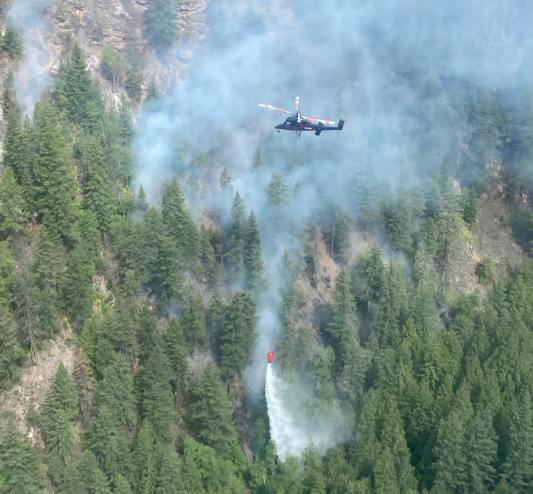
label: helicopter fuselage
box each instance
[275,115,344,136]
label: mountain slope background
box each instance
[1,1,533,494]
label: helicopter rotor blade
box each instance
[302,115,336,125]
[258,104,294,115]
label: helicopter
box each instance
[259,97,344,138]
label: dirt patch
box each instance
[0,330,76,447]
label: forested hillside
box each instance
[2,1,533,494]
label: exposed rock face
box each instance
[42,0,210,109]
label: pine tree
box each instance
[64,42,94,124]
[267,172,288,207]
[225,191,246,277]
[119,95,135,145]
[199,225,218,282]
[79,450,112,494]
[220,290,258,379]
[0,303,25,390]
[137,345,175,442]
[3,22,23,60]
[84,137,115,232]
[136,185,149,213]
[314,346,336,408]
[85,404,132,481]
[93,352,136,428]
[33,104,78,241]
[243,210,266,291]
[32,225,66,336]
[180,281,207,348]
[354,244,384,305]
[114,474,133,494]
[79,208,101,259]
[302,441,326,494]
[165,318,190,410]
[73,348,96,426]
[384,201,413,254]
[0,419,44,494]
[188,361,237,455]
[59,245,94,332]
[463,409,498,494]
[0,167,29,238]
[207,290,225,350]
[155,444,185,494]
[252,147,266,168]
[146,78,160,101]
[373,446,400,494]
[2,72,17,116]
[219,168,232,187]
[161,177,198,261]
[502,390,533,492]
[144,0,176,50]
[41,363,78,486]
[133,420,157,494]
[326,268,359,356]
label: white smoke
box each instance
[265,364,345,460]
[7,0,53,115]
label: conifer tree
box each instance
[161,177,198,260]
[267,172,289,207]
[32,226,66,336]
[3,22,23,60]
[79,450,112,494]
[64,42,94,124]
[384,201,413,254]
[252,147,266,168]
[243,210,266,291]
[144,0,176,50]
[463,409,498,493]
[373,446,400,494]
[0,419,44,494]
[302,441,327,494]
[41,363,78,486]
[0,167,29,238]
[73,348,96,426]
[355,244,384,305]
[84,137,115,232]
[207,290,225,350]
[188,362,237,455]
[114,474,133,494]
[79,208,102,260]
[314,346,336,407]
[33,104,78,241]
[165,318,190,410]
[59,245,94,332]
[225,191,247,277]
[326,268,359,356]
[119,95,135,145]
[155,444,185,494]
[85,404,132,481]
[219,168,232,187]
[93,353,136,428]
[137,345,175,442]
[502,390,533,492]
[0,303,25,390]
[136,185,149,213]
[220,290,258,379]
[3,72,17,116]
[199,225,218,282]
[134,420,157,494]
[180,281,207,348]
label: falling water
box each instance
[265,364,313,461]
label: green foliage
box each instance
[136,345,175,442]
[188,362,237,455]
[33,104,78,242]
[179,281,207,348]
[41,364,78,486]
[0,167,29,238]
[243,211,266,291]
[144,0,176,50]
[252,147,266,168]
[460,188,479,224]
[84,137,115,232]
[267,172,289,207]
[225,191,246,279]
[220,290,257,379]
[219,169,232,187]
[165,318,190,410]
[59,245,94,332]
[0,419,44,494]
[2,23,23,60]
[476,257,496,284]
[0,303,25,390]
